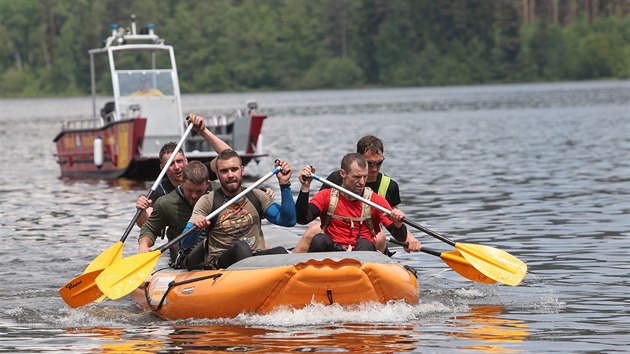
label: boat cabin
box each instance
[89,15,183,158]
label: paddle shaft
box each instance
[311,174,456,247]
[388,237,442,257]
[156,166,282,253]
[119,123,195,243]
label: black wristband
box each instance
[279,182,291,189]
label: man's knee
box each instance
[181,244,205,270]
[304,223,323,239]
[355,238,377,251]
[233,240,253,259]
[217,240,253,269]
[294,223,324,253]
[308,233,334,252]
[374,231,387,252]
[258,246,289,255]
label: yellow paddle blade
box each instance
[59,270,104,308]
[95,250,161,300]
[456,243,527,286]
[83,241,123,274]
[440,250,496,284]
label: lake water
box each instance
[0,80,628,353]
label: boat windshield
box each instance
[118,71,175,97]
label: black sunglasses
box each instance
[367,157,385,167]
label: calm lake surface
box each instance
[0,81,628,353]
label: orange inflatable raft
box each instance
[131,251,419,320]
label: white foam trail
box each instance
[180,300,461,328]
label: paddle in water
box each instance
[309,173,527,286]
[95,164,282,300]
[59,122,195,308]
[388,238,496,284]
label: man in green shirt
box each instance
[138,160,210,265]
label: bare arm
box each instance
[135,195,153,228]
[404,232,421,253]
[138,236,154,253]
[187,113,231,173]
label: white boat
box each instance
[53,14,267,180]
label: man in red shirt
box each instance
[296,153,408,252]
[293,135,420,254]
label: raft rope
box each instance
[145,273,223,312]
[403,265,418,279]
[326,289,333,305]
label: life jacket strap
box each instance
[321,187,376,237]
[377,174,391,197]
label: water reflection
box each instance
[60,307,531,353]
[166,323,418,353]
[64,324,420,353]
[447,305,529,353]
[99,342,165,354]
[64,327,166,353]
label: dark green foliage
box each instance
[0,0,628,97]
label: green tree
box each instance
[0,0,628,97]
[302,57,364,88]
[353,0,386,84]
[491,1,522,80]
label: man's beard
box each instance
[221,178,241,194]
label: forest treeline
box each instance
[0,0,628,97]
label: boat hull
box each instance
[53,114,267,181]
[53,118,147,179]
[131,252,419,320]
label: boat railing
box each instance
[186,113,238,152]
[103,14,164,49]
[207,111,239,128]
[61,117,105,131]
